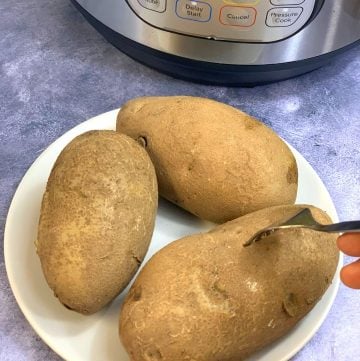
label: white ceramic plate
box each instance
[4,109,342,361]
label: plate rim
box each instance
[4,109,343,361]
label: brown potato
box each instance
[119,205,339,361]
[36,130,158,315]
[116,96,298,223]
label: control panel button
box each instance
[176,0,212,22]
[266,7,303,27]
[223,0,260,4]
[137,0,166,13]
[127,0,316,43]
[270,0,305,5]
[220,6,257,27]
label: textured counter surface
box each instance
[1,1,359,360]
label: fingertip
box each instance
[340,260,360,289]
[337,233,360,257]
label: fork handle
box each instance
[317,221,360,233]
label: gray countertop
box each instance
[1,0,359,360]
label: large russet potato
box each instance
[119,205,339,361]
[116,96,298,223]
[36,130,158,315]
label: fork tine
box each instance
[243,208,311,247]
[243,208,360,248]
[281,208,318,227]
[243,229,276,247]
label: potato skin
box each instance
[119,205,339,361]
[36,131,158,315]
[116,96,298,223]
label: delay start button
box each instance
[176,0,212,22]
[266,7,303,27]
[220,6,257,27]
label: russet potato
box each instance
[116,96,298,223]
[119,205,339,361]
[36,130,158,315]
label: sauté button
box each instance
[220,6,257,27]
[270,0,305,5]
[137,0,166,13]
[176,0,212,22]
[266,7,303,27]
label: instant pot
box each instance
[72,0,360,85]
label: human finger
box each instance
[340,259,360,289]
[337,233,360,257]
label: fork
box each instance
[243,208,360,247]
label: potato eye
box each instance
[137,136,148,148]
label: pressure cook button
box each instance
[266,7,303,27]
[220,6,257,27]
[176,0,212,22]
[270,0,305,5]
[137,0,166,13]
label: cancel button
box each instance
[220,6,257,27]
